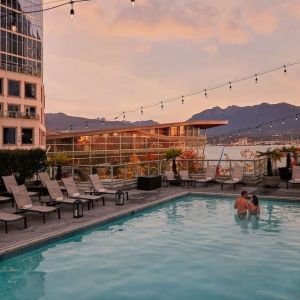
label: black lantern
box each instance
[115,190,125,206]
[73,199,83,218]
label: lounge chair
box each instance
[179,171,194,188]
[11,185,60,223]
[39,172,66,191]
[89,174,129,201]
[221,166,245,190]
[287,166,300,189]
[0,212,27,234]
[2,175,39,201]
[194,166,217,188]
[45,180,92,210]
[62,177,105,206]
[164,171,179,186]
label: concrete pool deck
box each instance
[0,182,299,257]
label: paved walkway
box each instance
[0,182,299,256]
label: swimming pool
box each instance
[1,194,300,300]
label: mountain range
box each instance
[46,102,300,138]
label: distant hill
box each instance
[45,113,158,131]
[189,102,300,138]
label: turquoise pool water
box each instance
[1,195,300,300]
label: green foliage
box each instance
[0,148,47,184]
[165,149,182,160]
[256,148,282,176]
[47,153,71,165]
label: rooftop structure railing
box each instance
[49,158,267,187]
[0,111,39,120]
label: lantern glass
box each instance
[73,199,83,218]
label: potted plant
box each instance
[256,148,282,188]
[47,153,71,180]
[165,148,182,174]
[278,146,297,181]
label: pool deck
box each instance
[0,182,299,258]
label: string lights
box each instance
[53,60,300,132]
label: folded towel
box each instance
[233,178,240,181]
[206,177,212,180]
[97,188,107,193]
[72,193,80,197]
[294,179,300,182]
[23,204,32,209]
[56,197,64,201]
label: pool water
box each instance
[1,195,300,300]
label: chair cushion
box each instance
[23,204,32,209]
[96,188,107,192]
[206,177,212,180]
[56,197,64,201]
[233,178,240,181]
[72,193,80,197]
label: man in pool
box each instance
[234,191,249,218]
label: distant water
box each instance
[204,144,299,167]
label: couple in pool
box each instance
[234,191,260,219]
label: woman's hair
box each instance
[252,195,259,206]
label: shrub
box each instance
[0,148,47,184]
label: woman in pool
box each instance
[248,195,260,215]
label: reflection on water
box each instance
[0,253,46,300]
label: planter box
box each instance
[262,175,280,188]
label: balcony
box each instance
[0,111,40,120]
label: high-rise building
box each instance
[0,1,45,149]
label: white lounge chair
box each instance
[164,171,179,186]
[287,166,300,189]
[221,166,245,190]
[179,170,194,188]
[194,166,217,188]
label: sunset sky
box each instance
[44,0,300,123]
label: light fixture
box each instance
[161,101,164,110]
[248,128,251,134]
[238,130,241,136]
[229,81,232,91]
[101,118,104,125]
[229,132,232,138]
[70,1,74,19]
[282,118,285,125]
[70,124,73,131]
[123,112,125,119]
[204,89,207,98]
[296,114,298,121]
[141,106,143,115]
[131,0,135,6]
[11,12,17,32]
[181,95,184,104]
[283,65,287,73]
[270,122,273,128]
[255,74,258,83]
[85,121,88,129]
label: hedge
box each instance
[0,148,47,184]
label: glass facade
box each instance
[47,124,207,165]
[0,0,42,77]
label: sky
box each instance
[43,0,300,123]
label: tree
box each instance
[256,148,282,176]
[47,153,71,180]
[165,149,182,174]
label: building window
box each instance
[3,128,16,144]
[8,80,20,97]
[25,82,36,99]
[0,78,3,95]
[7,104,19,118]
[25,106,36,118]
[22,128,33,144]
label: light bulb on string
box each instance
[11,12,17,32]
[123,112,126,119]
[131,0,135,6]
[85,121,88,129]
[284,65,287,73]
[255,74,258,83]
[70,1,74,19]
[141,107,143,115]
[56,128,59,133]
[270,122,273,128]
[161,101,164,110]
[282,118,285,125]
[229,82,232,91]
[238,130,241,136]
[181,95,184,104]
[204,89,207,98]
[229,132,232,139]
[248,128,251,135]
[101,118,104,125]
[296,114,298,121]
[70,124,73,131]
[258,125,262,131]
